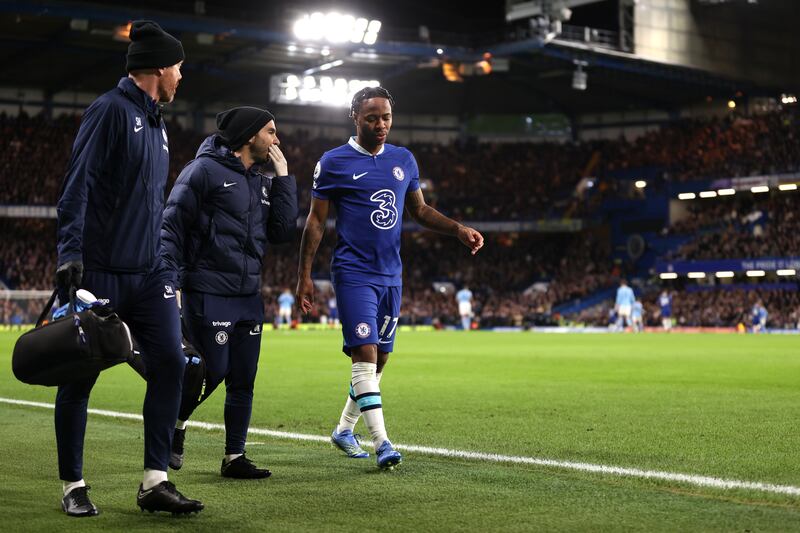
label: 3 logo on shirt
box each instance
[355,322,371,339]
[369,189,398,230]
[392,166,405,181]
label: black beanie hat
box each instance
[126,20,185,72]
[216,106,275,150]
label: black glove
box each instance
[56,260,84,292]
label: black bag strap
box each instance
[35,289,59,328]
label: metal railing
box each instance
[558,24,621,50]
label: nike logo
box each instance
[249,327,261,336]
[223,182,236,187]
[163,293,176,299]
[137,489,153,499]
[134,126,144,132]
[378,339,392,344]
[353,172,368,180]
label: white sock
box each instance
[350,362,388,448]
[176,419,188,430]
[142,469,168,490]
[224,453,243,464]
[63,479,85,497]
[336,372,382,434]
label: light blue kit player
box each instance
[456,287,473,330]
[631,299,644,332]
[296,87,484,469]
[277,288,294,326]
[615,279,636,331]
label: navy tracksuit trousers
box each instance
[54,270,185,481]
[179,291,263,455]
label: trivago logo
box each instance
[212,321,232,327]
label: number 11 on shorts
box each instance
[379,315,398,339]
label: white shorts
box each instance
[279,307,292,319]
[458,302,472,317]
[618,305,632,318]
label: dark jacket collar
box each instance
[196,134,249,174]
[117,77,161,120]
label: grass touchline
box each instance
[2,396,798,498]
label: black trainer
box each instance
[136,481,204,515]
[220,455,272,479]
[169,428,185,470]
[62,485,99,517]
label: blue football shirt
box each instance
[659,294,672,315]
[311,137,420,286]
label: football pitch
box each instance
[0,329,798,531]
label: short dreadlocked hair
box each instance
[349,86,395,118]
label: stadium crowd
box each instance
[597,112,800,182]
[570,286,800,330]
[670,193,799,260]
[0,219,57,290]
[643,287,800,330]
[1,109,798,328]
[3,108,799,219]
[248,230,612,328]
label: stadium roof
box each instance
[0,0,794,116]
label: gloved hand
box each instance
[56,260,84,292]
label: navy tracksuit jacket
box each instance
[161,134,297,453]
[55,77,185,479]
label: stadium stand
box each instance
[4,108,799,217]
[669,193,798,260]
[1,110,798,329]
[596,112,800,182]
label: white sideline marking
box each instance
[1,396,798,497]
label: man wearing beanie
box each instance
[55,20,202,515]
[161,107,298,477]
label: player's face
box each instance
[157,62,183,103]
[249,120,279,164]
[355,97,392,148]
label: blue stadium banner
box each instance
[656,258,800,274]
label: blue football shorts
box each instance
[334,282,401,355]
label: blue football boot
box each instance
[331,429,369,458]
[376,440,402,469]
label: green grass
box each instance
[1,330,799,531]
